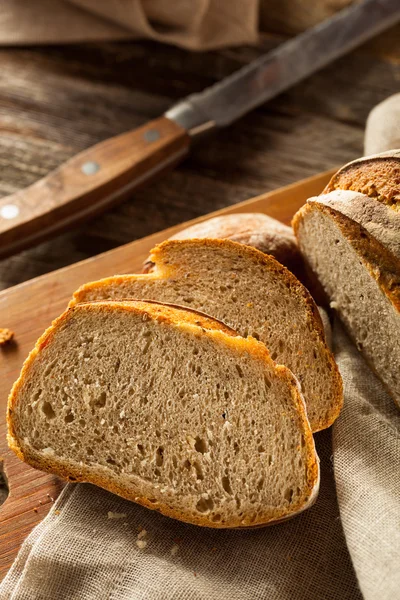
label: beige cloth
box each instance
[1,322,399,599]
[0,0,259,50]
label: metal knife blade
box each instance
[166,0,400,136]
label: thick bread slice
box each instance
[293,202,400,408]
[309,190,400,261]
[8,300,319,529]
[143,213,303,278]
[324,150,400,211]
[71,239,343,432]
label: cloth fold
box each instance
[0,0,259,50]
[4,321,399,600]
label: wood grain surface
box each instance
[0,169,333,581]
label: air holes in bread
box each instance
[285,488,294,503]
[194,436,208,454]
[41,401,56,420]
[222,476,233,495]
[64,412,74,424]
[156,447,164,467]
[196,496,214,513]
[91,392,106,409]
[194,461,204,480]
[235,364,244,378]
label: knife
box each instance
[0,0,399,259]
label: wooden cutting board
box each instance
[0,168,333,580]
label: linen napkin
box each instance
[0,0,259,50]
[2,321,399,600]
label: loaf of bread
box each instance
[8,300,319,528]
[323,150,400,210]
[143,213,303,278]
[293,151,400,407]
[71,239,343,432]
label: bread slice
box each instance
[143,213,303,279]
[324,150,400,210]
[8,300,319,529]
[71,239,342,432]
[293,199,400,408]
[311,190,400,261]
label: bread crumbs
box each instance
[0,328,14,345]
[136,540,147,549]
[107,511,127,520]
[171,544,179,556]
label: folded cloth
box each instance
[0,0,259,50]
[6,318,399,600]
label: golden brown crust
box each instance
[324,154,400,211]
[143,213,304,279]
[8,300,319,529]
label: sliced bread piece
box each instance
[143,213,303,278]
[8,300,319,529]
[324,150,400,210]
[293,200,400,408]
[71,239,343,432]
[311,190,400,261]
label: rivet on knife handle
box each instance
[0,117,190,259]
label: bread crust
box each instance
[8,300,319,529]
[324,151,400,210]
[143,213,303,279]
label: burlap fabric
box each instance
[1,321,398,599]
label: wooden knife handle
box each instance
[0,117,190,258]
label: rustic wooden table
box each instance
[0,27,399,292]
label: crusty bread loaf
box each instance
[8,300,319,528]
[324,150,400,210]
[293,187,400,408]
[143,213,303,278]
[71,239,343,432]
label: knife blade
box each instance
[166,0,400,134]
[0,0,399,259]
